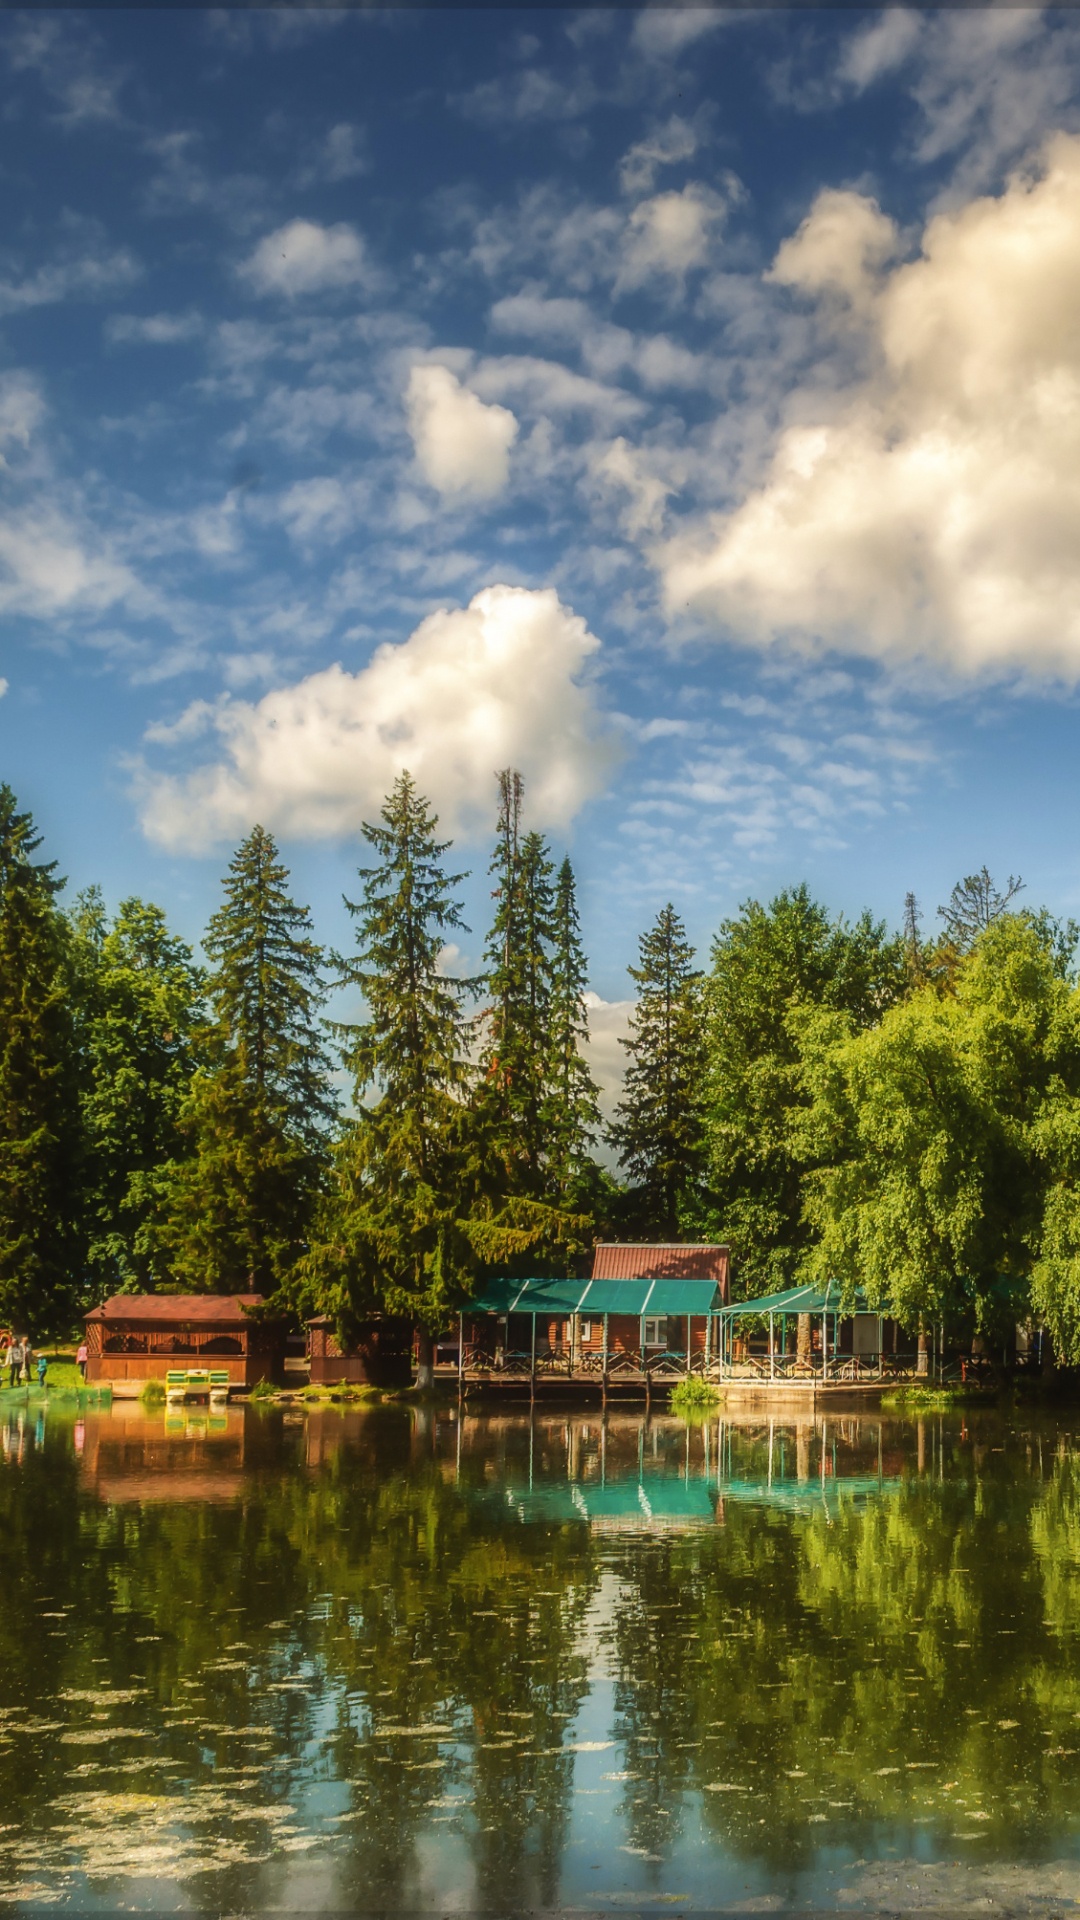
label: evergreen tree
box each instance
[76,895,202,1294]
[547,856,601,1199]
[0,786,83,1331]
[609,904,707,1238]
[161,826,332,1294]
[309,775,481,1368]
[477,772,557,1195]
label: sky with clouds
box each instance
[5,6,1080,1084]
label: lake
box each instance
[3,1397,1080,1912]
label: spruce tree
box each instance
[311,774,484,1373]
[546,856,601,1200]
[0,786,83,1331]
[76,895,202,1294]
[161,826,332,1294]
[609,904,707,1238]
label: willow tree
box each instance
[76,894,203,1294]
[161,826,332,1294]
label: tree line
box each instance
[4,770,1080,1358]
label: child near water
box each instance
[36,1353,47,1391]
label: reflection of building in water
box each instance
[77,1403,250,1502]
[450,1409,905,1532]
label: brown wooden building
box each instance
[84,1294,285,1391]
[306,1316,413,1387]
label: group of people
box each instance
[2,1337,47,1390]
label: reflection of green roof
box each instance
[467,1276,722,1316]
[467,1469,903,1530]
[721,1282,871,1317]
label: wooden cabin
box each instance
[455,1243,731,1382]
[84,1294,284,1392]
[306,1315,413,1388]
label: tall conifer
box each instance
[312,775,481,1368]
[0,786,82,1330]
[547,856,601,1198]
[161,826,332,1294]
[609,903,707,1237]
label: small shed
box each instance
[84,1294,284,1391]
[306,1316,413,1388]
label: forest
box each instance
[4,766,1080,1360]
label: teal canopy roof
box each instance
[720,1282,871,1317]
[466,1275,722,1316]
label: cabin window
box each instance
[642,1316,666,1348]
[579,1321,592,1344]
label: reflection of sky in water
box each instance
[2,1401,1080,1910]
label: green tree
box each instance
[609,904,707,1238]
[546,855,602,1203]
[798,914,1074,1337]
[161,826,332,1295]
[704,886,906,1297]
[476,773,557,1199]
[0,786,83,1332]
[309,775,483,1375]
[76,895,202,1294]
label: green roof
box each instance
[720,1282,871,1317]
[466,1275,722,1316]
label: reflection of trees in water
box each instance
[0,1403,599,1909]
[604,1414,1080,1871]
[12,1404,1080,1904]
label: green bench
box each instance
[165,1369,231,1397]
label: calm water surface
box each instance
[3,1399,1080,1911]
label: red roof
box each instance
[86,1294,266,1325]
[591,1244,730,1283]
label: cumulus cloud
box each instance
[0,679,8,700]
[661,134,1080,680]
[618,185,725,290]
[137,584,620,853]
[406,363,518,499]
[241,219,368,297]
[0,372,45,458]
[581,991,634,1135]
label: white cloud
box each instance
[582,991,634,1133]
[0,508,139,619]
[137,584,620,853]
[406,364,518,500]
[0,372,45,459]
[241,219,368,297]
[0,246,138,318]
[296,121,368,186]
[661,134,1080,681]
[0,679,8,700]
[839,10,923,91]
[619,114,707,196]
[768,188,898,313]
[105,310,203,345]
[618,185,725,290]
[631,9,729,58]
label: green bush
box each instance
[670,1377,721,1417]
[139,1379,166,1406]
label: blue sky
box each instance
[4,7,1080,1080]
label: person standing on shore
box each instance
[76,1342,88,1382]
[36,1352,47,1391]
[9,1338,24,1388]
[21,1342,32,1385]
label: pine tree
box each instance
[609,904,707,1238]
[0,786,83,1331]
[76,895,202,1294]
[472,773,594,1267]
[477,773,557,1193]
[308,774,482,1372]
[161,826,332,1294]
[546,856,601,1199]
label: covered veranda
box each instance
[713,1281,919,1384]
[446,1274,723,1395]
